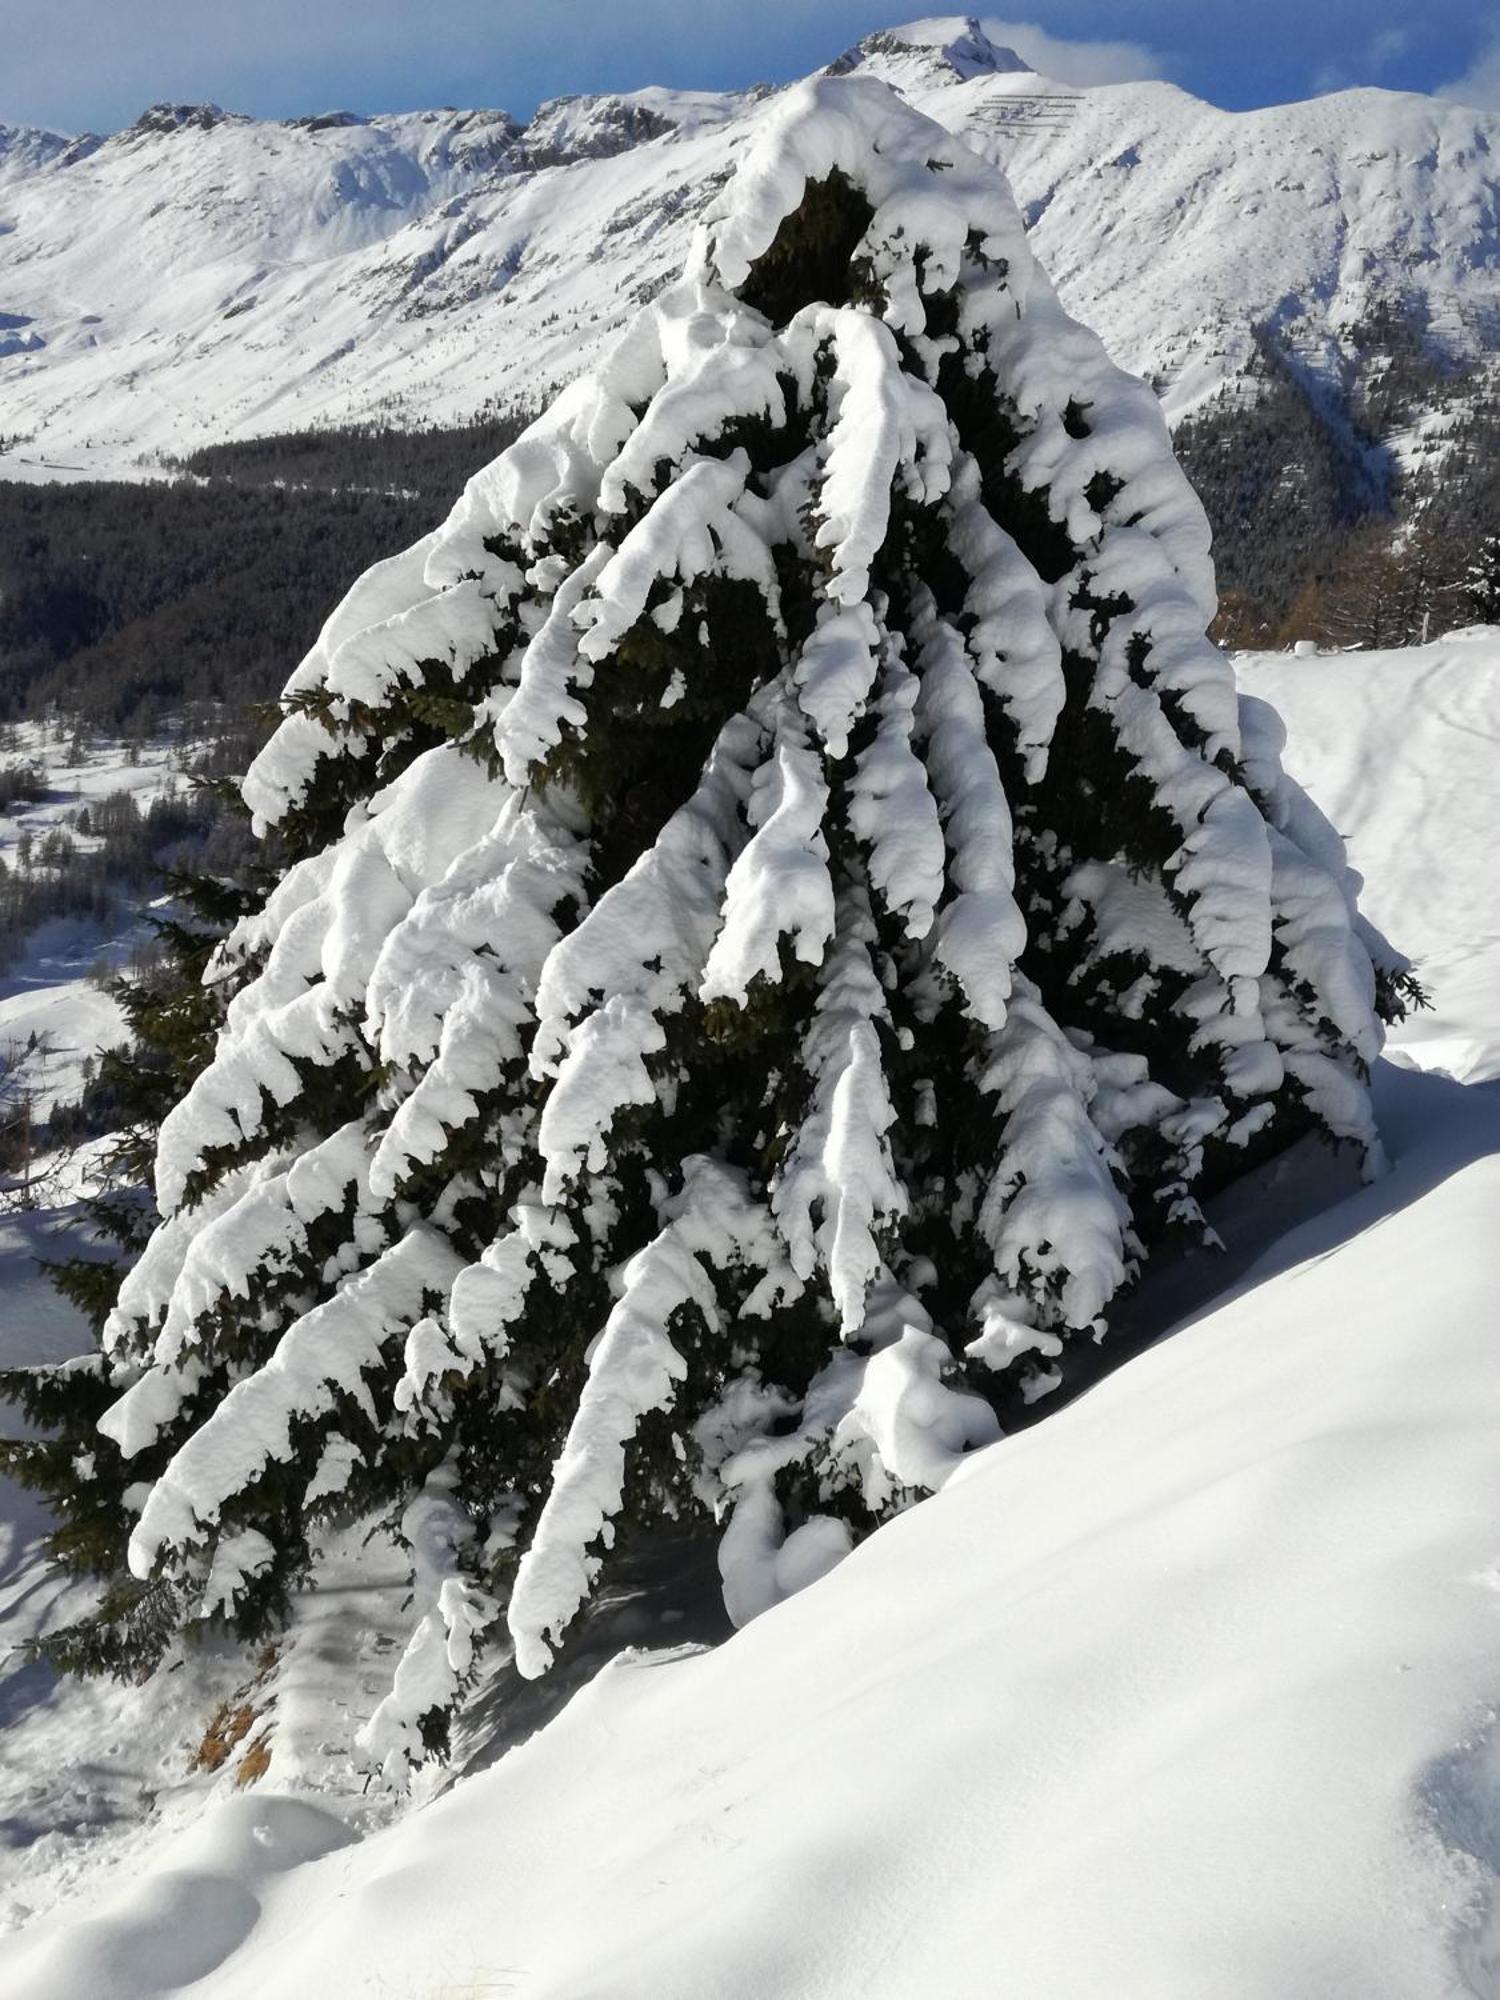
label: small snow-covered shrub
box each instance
[8,76,1411,1780]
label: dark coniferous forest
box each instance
[4,344,1498,757]
[0,411,531,734]
[1175,313,1500,646]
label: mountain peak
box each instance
[130,103,245,137]
[829,17,1035,85]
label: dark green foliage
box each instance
[541,573,784,894]
[31,1578,186,1680]
[737,168,878,323]
[0,1355,132,1554]
[0,761,48,812]
[0,795,274,1675]
[1459,533,1500,623]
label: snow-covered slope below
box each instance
[2,18,1498,472]
[0,631,1497,1993]
[3,1056,1498,2000]
[1241,628,1500,1086]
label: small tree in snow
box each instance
[4,78,1414,1778]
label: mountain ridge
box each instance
[0,17,1497,479]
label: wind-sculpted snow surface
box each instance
[6,1061,1500,2000]
[83,75,1394,1772]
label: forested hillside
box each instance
[5,368,1498,748]
[0,411,528,734]
[1175,316,1500,644]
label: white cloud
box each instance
[967,17,1168,87]
[1311,22,1413,96]
[1437,24,1500,108]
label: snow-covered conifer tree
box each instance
[22,76,1411,1772]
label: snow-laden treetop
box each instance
[708,69,1030,306]
[250,74,1228,833]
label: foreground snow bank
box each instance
[5,1057,1498,1999]
[1,1797,349,2000]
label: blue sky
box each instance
[2,3,1498,133]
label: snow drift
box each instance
[1242,629,1500,1088]
[3,1054,1498,1999]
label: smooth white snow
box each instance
[1240,629,1500,1087]
[4,1057,1498,1999]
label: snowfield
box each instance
[0,628,1496,1996]
[2,1076,1498,1999]
[2,17,1499,473]
[1241,630,1500,1089]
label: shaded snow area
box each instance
[0,626,1496,1996]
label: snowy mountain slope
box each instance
[3,1057,1498,2000]
[0,125,76,187]
[1241,629,1500,1088]
[0,629,1496,1995]
[2,18,1499,472]
[959,71,1500,424]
